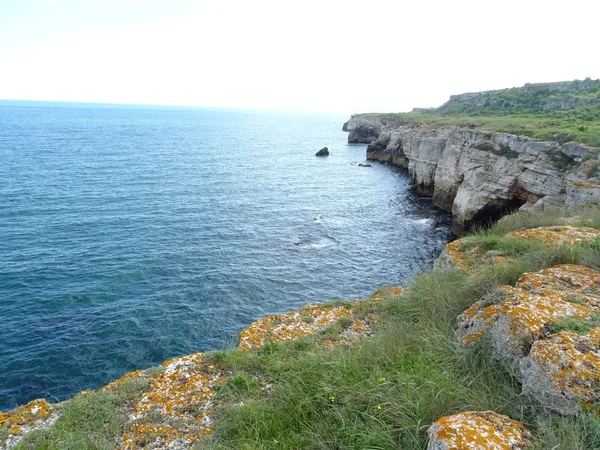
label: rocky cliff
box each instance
[345,115,600,234]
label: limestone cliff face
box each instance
[346,116,600,233]
[343,114,408,144]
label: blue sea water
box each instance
[0,101,450,411]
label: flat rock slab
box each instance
[238,286,404,351]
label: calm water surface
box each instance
[0,102,450,410]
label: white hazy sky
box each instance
[0,0,598,112]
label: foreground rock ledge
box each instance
[1,286,404,449]
[427,411,531,450]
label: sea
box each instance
[0,101,451,410]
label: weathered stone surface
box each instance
[345,114,407,144]
[0,399,58,449]
[456,260,600,414]
[520,328,600,415]
[427,411,531,450]
[345,115,599,233]
[457,265,600,359]
[506,225,600,246]
[437,225,600,271]
[434,239,468,271]
[118,353,225,449]
[315,147,329,156]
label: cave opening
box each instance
[468,197,528,230]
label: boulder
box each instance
[457,264,600,360]
[520,328,600,414]
[315,147,329,157]
[427,411,531,450]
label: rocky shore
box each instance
[344,114,600,234]
[4,215,600,448]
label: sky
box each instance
[0,0,598,113]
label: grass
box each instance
[362,112,600,148]
[201,211,600,448]
[6,208,600,449]
[13,373,151,450]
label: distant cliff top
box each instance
[354,79,600,148]
[413,78,600,116]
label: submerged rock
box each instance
[315,147,329,156]
[427,411,531,450]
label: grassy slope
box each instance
[363,79,600,148]
[10,209,600,449]
[204,210,600,449]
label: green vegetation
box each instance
[202,208,600,449]
[15,375,151,449]
[436,79,600,116]
[6,209,600,449]
[390,112,600,148]
[364,79,600,148]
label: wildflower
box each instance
[377,405,382,410]
[329,396,335,403]
[379,377,385,382]
[273,439,279,444]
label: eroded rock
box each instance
[427,411,531,450]
[118,353,225,449]
[506,225,600,246]
[0,399,58,449]
[520,328,600,414]
[457,265,600,360]
[347,114,598,233]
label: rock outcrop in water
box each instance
[344,114,600,233]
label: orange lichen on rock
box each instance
[427,411,531,450]
[0,399,58,449]
[118,353,225,449]
[370,286,404,300]
[238,299,380,351]
[436,239,468,269]
[520,328,600,415]
[99,370,147,393]
[506,225,600,246]
[457,265,600,360]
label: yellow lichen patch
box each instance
[458,265,600,355]
[239,302,375,351]
[99,370,147,393]
[427,411,530,450]
[118,353,225,449]
[370,286,404,301]
[0,399,58,449]
[506,226,600,246]
[442,239,467,267]
[525,328,600,408]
